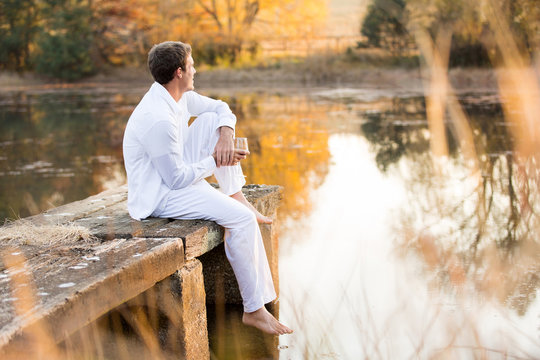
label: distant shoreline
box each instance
[0,66,504,95]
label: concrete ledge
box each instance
[0,184,282,357]
[25,186,128,226]
[0,237,185,354]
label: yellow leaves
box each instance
[231,95,331,219]
[89,0,329,65]
[256,0,328,38]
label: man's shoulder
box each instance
[132,91,174,120]
[127,97,175,136]
[184,90,212,102]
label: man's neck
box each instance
[162,81,184,102]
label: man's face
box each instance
[180,54,196,91]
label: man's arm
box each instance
[214,126,235,167]
[185,91,237,167]
[144,118,216,189]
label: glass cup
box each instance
[234,137,249,152]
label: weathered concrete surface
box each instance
[22,184,280,264]
[121,259,209,360]
[178,260,209,359]
[154,220,224,260]
[71,201,169,240]
[0,237,184,356]
[261,217,280,299]
[25,185,128,226]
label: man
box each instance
[122,41,292,335]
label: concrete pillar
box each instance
[124,259,210,360]
[177,260,209,360]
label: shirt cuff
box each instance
[217,116,236,131]
[201,155,217,173]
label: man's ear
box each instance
[177,67,183,78]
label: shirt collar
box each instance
[150,82,182,116]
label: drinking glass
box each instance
[234,137,249,152]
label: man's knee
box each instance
[190,112,221,139]
[236,205,257,227]
[193,111,219,126]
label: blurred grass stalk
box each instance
[2,250,60,359]
[484,0,540,158]
[415,0,539,166]
[398,0,540,356]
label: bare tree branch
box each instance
[243,0,259,27]
[196,0,222,30]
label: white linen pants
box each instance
[152,112,277,313]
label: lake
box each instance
[0,84,538,359]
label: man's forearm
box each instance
[214,126,235,167]
[219,126,234,138]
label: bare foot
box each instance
[255,212,273,224]
[242,306,293,335]
[231,191,273,224]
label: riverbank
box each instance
[0,61,502,95]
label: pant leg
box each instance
[184,112,246,195]
[155,181,277,312]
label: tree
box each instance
[360,0,412,56]
[34,0,95,80]
[0,0,328,76]
[406,0,489,66]
[0,0,39,71]
[514,0,540,54]
[361,0,537,66]
[192,0,327,64]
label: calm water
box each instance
[0,85,539,358]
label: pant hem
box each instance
[243,294,277,313]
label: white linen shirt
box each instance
[123,82,236,220]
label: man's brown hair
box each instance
[148,41,192,85]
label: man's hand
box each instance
[213,126,235,167]
[232,149,249,165]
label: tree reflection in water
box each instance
[0,90,332,228]
[0,90,130,220]
[361,95,540,316]
[221,93,331,221]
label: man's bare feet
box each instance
[231,191,273,224]
[242,306,293,335]
[254,212,273,224]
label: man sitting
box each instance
[122,41,292,335]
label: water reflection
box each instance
[358,95,539,317]
[208,93,333,221]
[1,87,539,358]
[0,90,134,219]
[275,92,539,358]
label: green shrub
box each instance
[34,4,95,80]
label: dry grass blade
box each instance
[0,219,96,246]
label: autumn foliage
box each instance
[0,0,327,79]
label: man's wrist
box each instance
[219,126,234,138]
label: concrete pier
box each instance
[0,184,282,359]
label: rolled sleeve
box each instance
[217,115,236,130]
[200,155,217,177]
